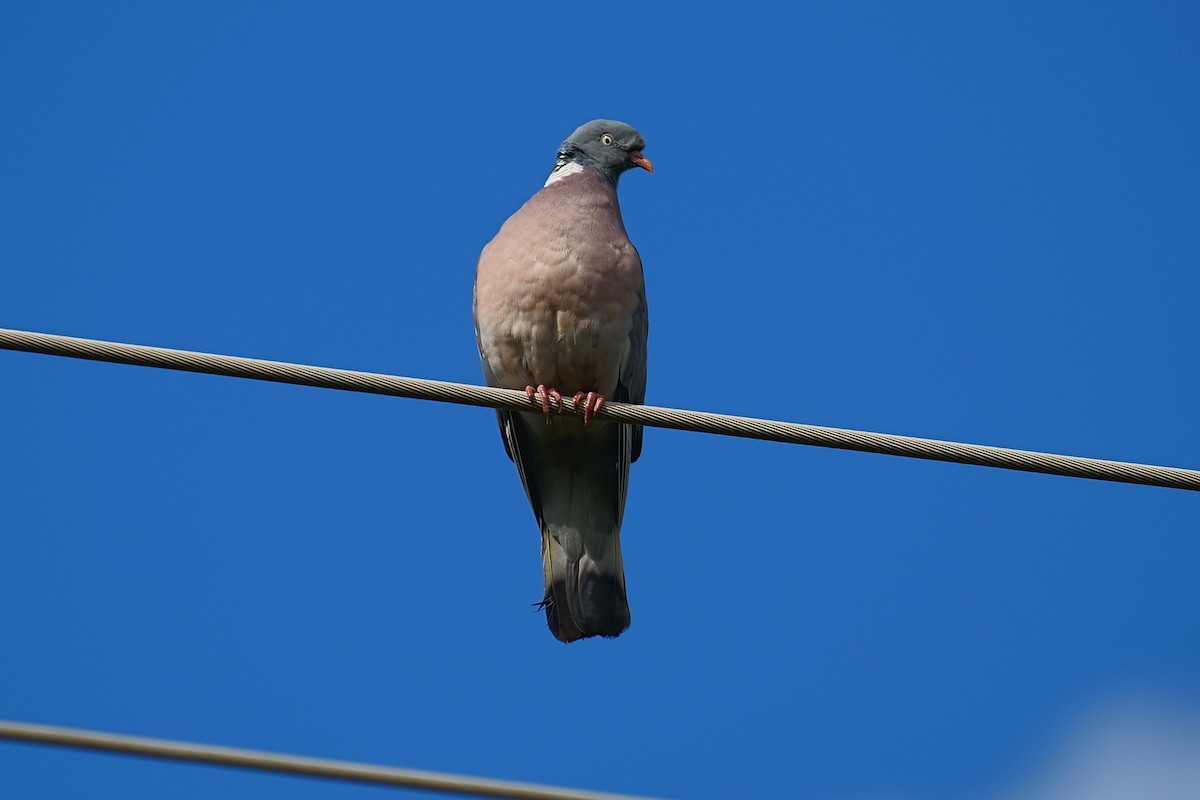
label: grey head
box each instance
[552,119,653,185]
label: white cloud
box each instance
[995,698,1200,800]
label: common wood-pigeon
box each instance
[473,120,652,642]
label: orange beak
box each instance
[629,152,654,173]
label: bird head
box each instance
[555,120,653,185]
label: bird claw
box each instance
[525,385,564,423]
[572,391,605,424]
[524,386,604,424]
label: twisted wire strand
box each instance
[0,719,665,800]
[3,327,1198,492]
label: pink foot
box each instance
[572,391,605,424]
[525,385,564,421]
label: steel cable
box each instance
[3,327,1198,492]
[0,719,665,800]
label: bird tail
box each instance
[540,521,630,642]
[499,411,633,642]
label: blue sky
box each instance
[2,2,1198,798]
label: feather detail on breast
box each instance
[474,171,643,396]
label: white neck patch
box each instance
[544,161,585,187]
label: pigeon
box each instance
[473,120,652,642]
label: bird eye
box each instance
[600,133,614,146]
